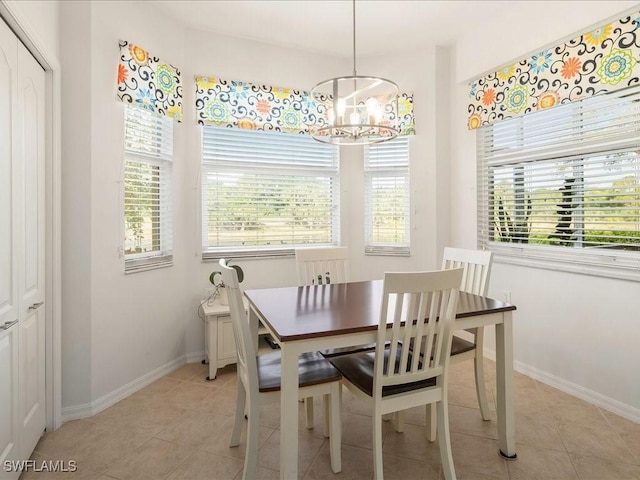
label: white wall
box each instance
[57,0,190,409]
[59,0,93,409]
[451,3,640,418]
[2,0,59,59]
[55,0,640,421]
[360,45,453,271]
[181,31,445,356]
[180,28,353,357]
[88,0,189,403]
[57,0,450,411]
[455,1,639,82]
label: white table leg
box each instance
[248,307,259,354]
[495,311,517,459]
[280,344,299,479]
[207,315,218,381]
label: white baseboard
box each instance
[186,350,205,364]
[60,401,94,422]
[484,348,640,424]
[61,351,205,423]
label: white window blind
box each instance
[364,136,411,255]
[478,85,640,279]
[201,127,340,258]
[123,105,173,273]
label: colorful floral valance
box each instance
[117,40,183,122]
[195,76,415,136]
[468,10,640,129]
[397,93,416,136]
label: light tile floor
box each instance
[23,358,640,480]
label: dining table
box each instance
[244,279,517,479]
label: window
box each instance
[478,86,640,279]
[123,106,173,272]
[201,127,340,258]
[364,136,411,255]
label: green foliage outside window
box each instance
[489,154,640,250]
[371,183,407,244]
[124,161,160,255]
[205,174,334,247]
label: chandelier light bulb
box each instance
[327,107,335,124]
[366,97,379,115]
[366,97,380,124]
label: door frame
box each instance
[0,0,62,430]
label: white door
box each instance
[16,38,46,461]
[0,0,19,345]
[0,326,20,480]
[0,17,21,480]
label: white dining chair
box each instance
[295,246,348,430]
[295,246,349,286]
[294,246,379,430]
[296,246,388,355]
[329,268,463,479]
[221,259,342,478]
[421,247,494,440]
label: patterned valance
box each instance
[117,40,183,122]
[195,76,415,136]
[397,93,416,136]
[468,10,640,129]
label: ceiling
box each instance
[150,0,551,59]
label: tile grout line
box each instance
[598,406,640,466]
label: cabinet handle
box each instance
[1,319,18,330]
[28,301,44,311]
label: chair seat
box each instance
[257,351,342,393]
[330,349,436,397]
[320,341,394,358]
[451,335,476,356]
[319,343,377,358]
[401,335,476,359]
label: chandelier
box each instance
[311,0,399,145]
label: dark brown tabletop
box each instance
[245,280,516,342]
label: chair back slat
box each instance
[386,293,402,374]
[374,268,463,392]
[410,296,425,372]
[295,247,349,286]
[220,259,257,393]
[442,247,493,295]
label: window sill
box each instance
[365,246,411,257]
[125,255,173,274]
[202,249,295,261]
[489,244,640,282]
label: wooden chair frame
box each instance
[331,268,463,479]
[295,246,349,286]
[221,259,342,478]
[294,246,349,430]
[424,247,493,440]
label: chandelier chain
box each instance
[352,0,357,76]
